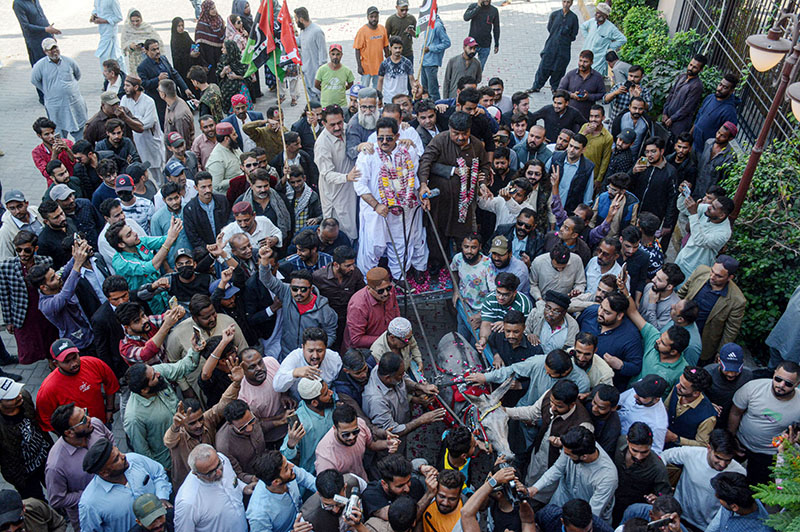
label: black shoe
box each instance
[527,87,541,93]
[0,355,19,366]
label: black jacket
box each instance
[270,149,320,189]
[291,115,320,159]
[243,270,278,341]
[183,194,231,248]
[91,300,127,378]
[437,106,496,153]
[630,162,679,229]
[529,105,587,144]
[548,151,595,214]
[493,223,546,261]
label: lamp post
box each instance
[733,12,800,219]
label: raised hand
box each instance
[292,365,321,380]
[287,421,306,448]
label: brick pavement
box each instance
[0,0,590,492]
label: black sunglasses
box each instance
[291,286,310,293]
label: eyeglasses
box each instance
[321,500,344,511]
[69,407,89,430]
[516,221,533,230]
[376,136,394,142]
[233,416,256,434]
[359,105,377,111]
[391,334,411,344]
[197,458,224,478]
[774,375,797,386]
[290,285,310,293]
[527,171,543,177]
[244,162,259,168]
[372,284,393,295]
[496,289,513,298]
[339,427,361,439]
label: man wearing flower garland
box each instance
[419,111,492,280]
[354,117,428,282]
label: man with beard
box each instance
[191,115,218,171]
[240,106,286,163]
[116,302,185,365]
[630,137,678,236]
[35,200,77,269]
[557,50,605,121]
[151,183,191,267]
[450,234,495,340]
[315,44,355,107]
[584,237,622,296]
[317,403,399,480]
[612,421,671,524]
[675,191,733,279]
[442,38,482,100]
[232,164,291,242]
[729,361,800,485]
[46,402,116,528]
[164,133,199,183]
[415,99,441,148]
[313,246,365,352]
[691,74,739,154]
[662,55,708,138]
[0,190,44,260]
[435,88,496,157]
[97,118,142,166]
[545,135,595,217]
[610,97,650,157]
[489,309,538,370]
[663,366,716,448]
[355,117,428,282]
[28,239,96,354]
[493,209,546,269]
[124,343,201,470]
[48,184,102,248]
[274,327,342,400]
[659,298,702,366]
[617,374,669,454]
[695,122,738,199]
[219,202,282,257]
[105,216,183,313]
[617,226,650,304]
[183,172,231,248]
[36,338,119,433]
[513,125,552,168]
[301,470,364,532]
[528,426,617,523]
[346,87,381,160]
[529,0,579,93]
[371,317,424,375]
[639,263,684,330]
[531,92,586,149]
[579,105,612,184]
[421,470,464,532]
[279,378,337,474]
[206,122,243,193]
[120,76,164,181]
[487,237,529,297]
[215,400,269,485]
[237,347,293,448]
[419,112,491,277]
[606,128,636,179]
[344,267,401,351]
[585,384,621,457]
[295,7,327,98]
[316,105,361,240]
[246,451,317,532]
[571,332,614,390]
[530,243,586,303]
[79,439,171,532]
[703,343,752,426]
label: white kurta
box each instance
[314,129,358,239]
[174,453,248,532]
[93,0,124,64]
[219,216,284,250]
[354,144,428,279]
[121,92,165,178]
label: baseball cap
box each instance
[175,248,193,261]
[632,374,668,399]
[126,161,151,183]
[209,278,240,300]
[41,38,58,51]
[298,377,323,400]
[164,159,186,177]
[49,183,75,202]
[115,174,135,191]
[367,6,379,15]
[50,338,80,362]
[133,494,167,528]
[100,91,120,106]
[719,343,744,373]
[348,83,364,98]
[490,236,509,255]
[0,378,23,401]
[4,190,26,204]
[618,128,636,144]
[0,490,24,527]
[329,43,343,53]
[397,0,409,6]
[166,131,186,148]
[464,37,478,47]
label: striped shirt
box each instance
[480,291,533,322]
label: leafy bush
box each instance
[619,6,670,63]
[645,59,722,116]
[605,0,647,25]
[754,441,800,530]
[719,134,800,360]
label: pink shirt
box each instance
[315,417,372,480]
[191,134,217,170]
[238,357,286,440]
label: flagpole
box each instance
[296,63,317,141]
[274,50,289,170]
[416,22,431,83]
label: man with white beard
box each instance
[120,75,165,183]
[354,117,428,282]
[345,87,380,161]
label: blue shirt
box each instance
[545,156,593,206]
[199,198,217,235]
[620,113,649,155]
[694,281,728,333]
[577,304,644,388]
[279,401,333,474]
[246,465,316,532]
[484,355,590,407]
[78,452,171,532]
[706,500,772,532]
[692,94,739,153]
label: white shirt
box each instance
[80,257,107,304]
[174,453,248,532]
[584,256,623,296]
[660,446,746,529]
[153,180,198,212]
[367,125,425,158]
[219,216,284,250]
[236,116,257,153]
[618,388,668,454]
[98,218,146,273]
[273,347,342,395]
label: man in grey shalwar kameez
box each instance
[295,8,328,99]
[31,39,88,141]
[529,0,579,93]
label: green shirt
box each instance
[111,235,168,312]
[315,64,355,107]
[481,291,533,322]
[123,349,200,469]
[632,322,688,396]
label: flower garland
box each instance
[457,157,480,223]
[377,147,418,209]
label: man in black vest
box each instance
[664,366,717,448]
[546,133,595,214]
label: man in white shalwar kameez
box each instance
[120,75,165,183]
[91,0,124,66]
[355,117,428,281]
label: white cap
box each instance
[42,38,58,51]
[0,377,23,400]
[297,378,323,400]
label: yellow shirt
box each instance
[422,499,463,532]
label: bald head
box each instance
[229,233,253,261]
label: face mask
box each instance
[118,191,134,202]
[466,51,477,59]
[177,265,194,279]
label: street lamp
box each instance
[733,12,800,219]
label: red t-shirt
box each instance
[297,294,318,315]
[36,356,120,432]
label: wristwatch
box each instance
[487,477,498,489]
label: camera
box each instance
[496,462,520,505]
[624,80,634,89]
[333,487,361,520]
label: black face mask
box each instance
[118,191,134,202]
[177,265,194,280]
[466,51,477,59]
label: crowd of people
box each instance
[1,0,792,531]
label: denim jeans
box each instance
[420,65,440,100]
[189,0,202,18]
[59,126,84,142]
[361,74,379,88]
[476,46,491,69]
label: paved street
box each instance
[0,0,590,491]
